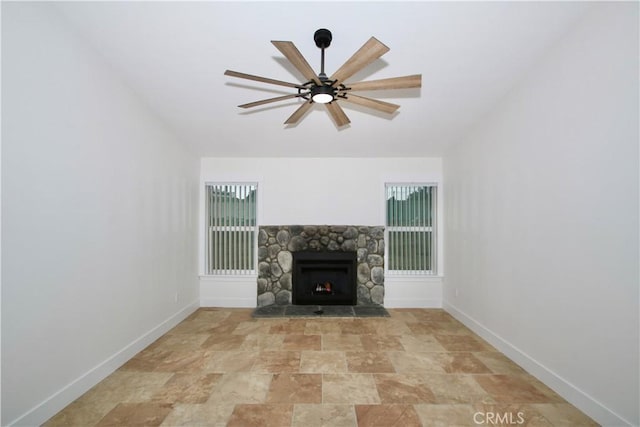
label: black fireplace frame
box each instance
[292,251,357,305]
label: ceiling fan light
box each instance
[312,93,333,104]
[311,85,334,104]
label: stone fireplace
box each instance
[257,225,384,307]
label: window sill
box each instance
[384,274,443,280]
[199,274,257,280]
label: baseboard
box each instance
[443,301,633,427]
[384,297,442,308]
[9,300,200,427]
[200,297,256,308]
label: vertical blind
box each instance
[386,183,437,274]
[205,183,257,275]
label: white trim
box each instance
[199,297,256,308]
[202,272,257,277]
[443,301,634,427]
[385,275,444,280]
[8,300,200,427]
[198,275,258,281]
[385,297,442,308]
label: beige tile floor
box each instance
[44,308,598,426]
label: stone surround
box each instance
[257,225,385,307]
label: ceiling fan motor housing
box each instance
[314,29,332,49]
[310,84,335,104]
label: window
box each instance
[385,183,437,274]
[205,183,257,275]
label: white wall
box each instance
[443,3,638,426]
[1,4,200,425]
[199,157,443,307]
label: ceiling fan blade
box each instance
[238,93,308,109]
[329,37,390,85]
[271,41,322,85]
[325,102,351,127]
[345,74,422,91]
[225,70,305,89]
[284,100,314,125]
[340,94,400,114]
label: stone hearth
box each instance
[257,225,385,307]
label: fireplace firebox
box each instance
[292,251,357,305]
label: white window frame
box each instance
[385,182,438,275]
[204,182,258,275]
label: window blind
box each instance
[205,183,257,275]
[386,183,437,274]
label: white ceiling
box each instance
[53,1,590,157]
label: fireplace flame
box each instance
[313,281,333,294]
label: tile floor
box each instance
[44,308,598,426]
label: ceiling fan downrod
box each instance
[311,28,343,104]
[314,28,332,81]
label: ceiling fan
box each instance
[224,29,422,127]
